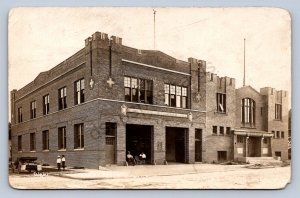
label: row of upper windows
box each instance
[17,79,85,123]
[212,126,232,136]
[272,131,285,139]
[17,123,84,152]
[124,76,188,109]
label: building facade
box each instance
[10,32,289,168]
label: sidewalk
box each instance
[50,164,246,180]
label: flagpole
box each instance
[243,38,246,87]
[153,9,156,50]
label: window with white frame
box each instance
[75,79,85,105]
[164,84,187,108]
[124,76,153,104]
[30,101,36,119]
[43,94,50,115]
[58,87,67,110]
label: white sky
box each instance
[8,7,291,109]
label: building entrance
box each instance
[247,137,261,157]
[166,127,189,163]
[126,124,153,164]
[195,129,202,162]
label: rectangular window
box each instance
[42,130,49,150]
[176,86,182,108]
[237,136,244,143]
[164,84,188,108]
[43,94,50,115]
[30,133,36,151]
[58,127,67,150]
[263,138,268,144]
[182,87,187,108]
[30,101,36,119]
[241,98,255,125]
[281,131,285,139]
[131,78,138,102]
[58,87,67,110]
[276,131,280,139]
[106,122,116,145]
[212,126,218,135]
[124,77,153,104]
[275,104,282,120]
[164,84,170,105]
[18,135,22,151]
[170,85,176,107]
[74,124,84,149]
[226,127,231,135]
[216,93,226,113]
[272,131,275,139]
[219,126,224,135]
[17,107,23,123]
[75,79,85,105]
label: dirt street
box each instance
[8,164,291,189]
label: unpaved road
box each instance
[8,165,291,189]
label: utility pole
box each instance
[153,9,156,50]
[243,38,246,87]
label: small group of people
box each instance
[126,151,146,166]
[56,155,66,171]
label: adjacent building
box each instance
[10,32,289,168]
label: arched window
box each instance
[241,98,255,125]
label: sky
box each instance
[8,7,291,110]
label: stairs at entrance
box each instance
[246,157,282,165]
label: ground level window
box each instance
[74,124,84,149]
[58,127,67,150]
[42,130,49,150]
[30,132,36,151]
[18,135,22,151]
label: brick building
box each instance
[10,32,289,168]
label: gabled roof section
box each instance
[236,85,261,95]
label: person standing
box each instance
[57,155,61,171]
[61,155,66,171]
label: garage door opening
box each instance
[126,124,153,164]
[166,127,189,163]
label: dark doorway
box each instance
[166,127,188,163]
[126,124,153,164]
[218,151,227,162]
[105,123,116,164]
[248,137,261,157]
[195,129,202,162]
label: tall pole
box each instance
[243,38,246,87]
[153,9,156,50]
